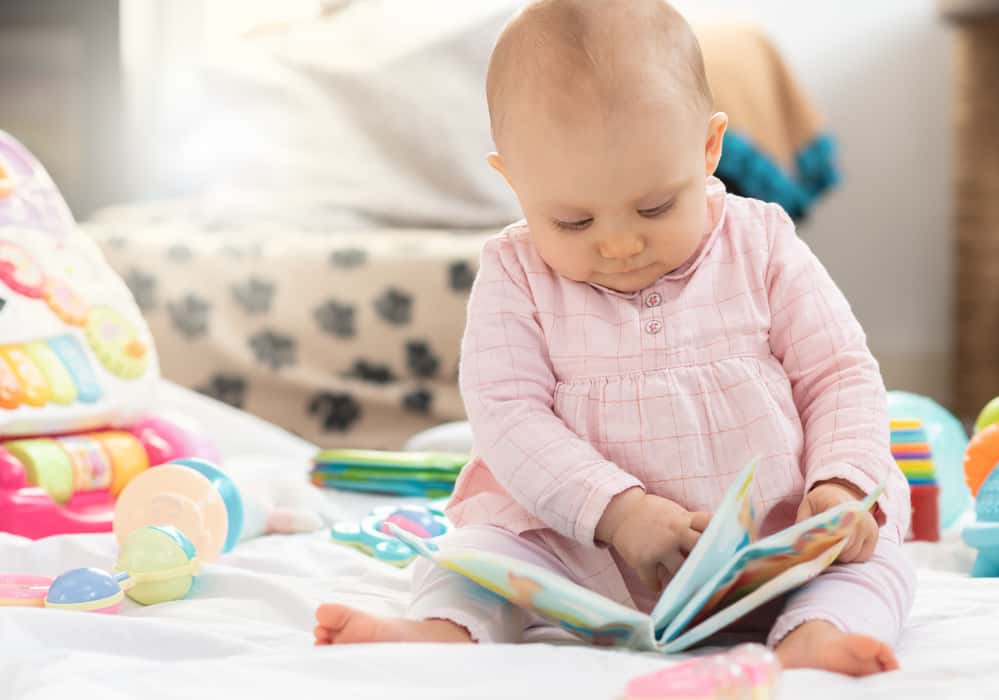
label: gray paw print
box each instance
[197,373,247,409]
[448,261,476,292]
[402,388,433,414]
[248,330,297,370]
[374,287,413,325]
[406,340,440,378]
[314,300,356,338]
[330,248,367,268]
[231,277,274,314]
[167,244,193,263]
[167,294,211,339]
[124,269,157,311]
[344,359,396,385]
[308,391,362,432]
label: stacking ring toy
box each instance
[331,505,450,567]
[114,459,242,562]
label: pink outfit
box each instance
[410,178,914,645]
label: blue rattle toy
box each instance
[331,505,450,567]
[0,525,199,611]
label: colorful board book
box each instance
[390,459,880,653]
[311,449,468,498]
[890,418,940,541]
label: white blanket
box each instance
[2,384,996,699]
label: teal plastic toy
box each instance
[331,505,450,567]
[887,391,971,529]
[962,467,999,577]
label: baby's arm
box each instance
[461,237,704,570]
[764,205,904,536]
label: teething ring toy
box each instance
[331,505,450,567]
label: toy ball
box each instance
[965,423,999,497]
[975,397,999,435]
[332,505,450,567]
[887,391,970,528]
[114,525,200,605]
[44,567,128,614]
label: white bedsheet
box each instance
[2,384,996,699]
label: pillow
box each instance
[169,0,524,230]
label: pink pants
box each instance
[407,525,915,647]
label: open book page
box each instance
[388,525,655,648]
[649,459,759,634]
[660,537,848,653]
[657,488,880,649]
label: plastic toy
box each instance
[890,419,940,541]
[331,505,451,567]
[624,644,780,700]
[0,415,217,539]
[975,396,999,434]
[0,130,220,538]
[0,525,199,611]
[964,423,999,497]
[114,458,244,562]
[0,130,160,438]
[887,391,970,529]
[312,449,468,498]
[961,467,999,577]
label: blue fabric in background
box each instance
[716,131,839,221]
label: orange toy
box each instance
[964,423,999,496]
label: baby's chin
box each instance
[589,264,672,294]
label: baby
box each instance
[315,0,914,676]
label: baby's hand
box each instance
[597,488,711,593]
[796,480,878,564]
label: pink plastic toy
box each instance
[0,414,217,539]
[0,574,51,607]
[0,131,220,539]
[624,644,781,700]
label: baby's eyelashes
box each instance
[638,199,676,218]
[552,217,594,232]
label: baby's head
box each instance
[486,0,727,293]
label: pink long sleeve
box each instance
[458,237,643,546]
[764,204,902,525]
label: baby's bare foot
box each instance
[314,604,473,645]
[776,620,898,677]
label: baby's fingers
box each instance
[854,519,878,562]
[690,512,712,532]
[680,527,702,555]
[838,534,864,563]
[659,549,686,579]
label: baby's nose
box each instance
[599,235,646,260]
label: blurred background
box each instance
[1,0,996,448]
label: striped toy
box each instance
[891,419,940,541]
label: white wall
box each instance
[675,0,955,403]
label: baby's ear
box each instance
[486,152,514,189]
[704,112,729,176]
